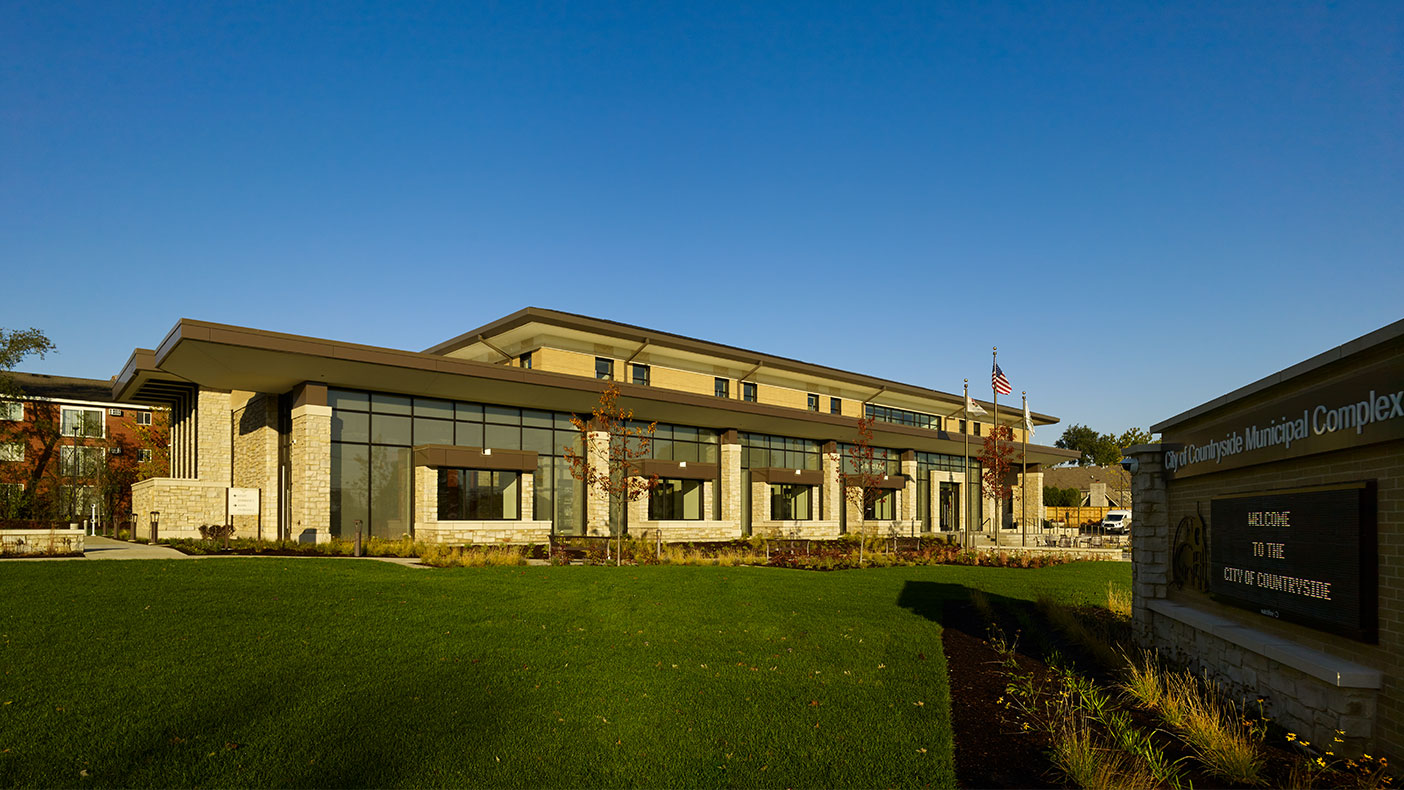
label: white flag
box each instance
[1023,400,1035,437]
[966,392,987,417]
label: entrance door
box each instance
[939,482,958,530]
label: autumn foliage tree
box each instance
[563,383,659,565]
[834,416,891,563]
[978,424,1017,531]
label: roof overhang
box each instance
[426,307,1061,426]
[112,318,1077,465]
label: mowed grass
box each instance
[0,559,1128,788]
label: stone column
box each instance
[290,402,332,543]
[521,472,534,520]
[414,465,437,527]
[1013,468,1044,529]
[1126,444,1172,645]
[821,441,841,524]
[900,451,917,527]
[585,430,610,536]
[197,388,232,485]
[720,431,741,522]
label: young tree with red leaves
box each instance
[835,416,892,564]
[978,424,1017,539]
[563,383,659,565]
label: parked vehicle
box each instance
[1101,509,1132,534]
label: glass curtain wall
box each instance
[741,434,822,531]
[330,389,585,538]
[626,422,720,527]
[916,452,983,533]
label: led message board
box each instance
[1210,482,1377,642]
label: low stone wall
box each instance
[418,520,552,546]
[751,520,841,540]
[631,520,742,542]
[1148,600,1380,752]
[132,478,229,541]
[0,528,85,556]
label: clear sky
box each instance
[4,2,1400,440]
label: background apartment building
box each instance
[0,372,167,527]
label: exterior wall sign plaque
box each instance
[1164,357,1404,478]
[1209,482,1377,642]
[228,487,261,517]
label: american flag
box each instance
[992,362,1011,395]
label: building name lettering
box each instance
[1222,566,1332,600]
[1165,387,1404,472]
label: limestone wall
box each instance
[231,393,279,541]
[289,404,331,543]
[131,477,229,540]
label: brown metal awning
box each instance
[751,467,825,486]
[412,445,538,472]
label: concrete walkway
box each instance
[81,535,191,560]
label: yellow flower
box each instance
[1287,733,1297,742]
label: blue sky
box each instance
[4,1,1400,440]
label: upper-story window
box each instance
[807,394,819,412]
[714,378,729,398]
[973,422,982,436]
[632,364,651,386]
[595,358,614,381]
[0,402,21,421]
[866,403,941,431]
[0,443,23,462]
[742,382,757,402]
[830,397,841,415]
[60,406,104,438]
[519,352,533,369]
[137,411,153,426]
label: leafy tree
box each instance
[563,383,659,565]
[1117,427,1155,450]
[0,327,55,396]
[1055,423,1123,467]
[978,424,1017,530]
[835,416,892,563]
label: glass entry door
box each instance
[939,482,958,531]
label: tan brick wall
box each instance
[629,522,743,542]
[231,393,279,540]
[649,365,720,397]
[1012,470,1044,528]
[417,522,552,545]
[537,347,602,379]
[290,404,331,543]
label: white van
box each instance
[1101,509,1132,534]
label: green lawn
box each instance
[0,559,1128,788]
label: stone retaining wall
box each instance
[417,521,552,545]
[0,528,84,556]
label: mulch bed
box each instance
[941,602,1387,790]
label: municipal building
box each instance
[112,309,1076,544]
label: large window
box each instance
[1,402,22,421]
[866,403,941,431]
[742,433,821,470]
[649,478,703,520]
[439,469,520,520]
[770,484,813,520]
[628,423,720,463]
[59,446,104,476]
[595,358,614,380]
[60,407,104,438]
[864,490,896,520]
[330,389,585,539]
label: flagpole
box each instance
[1022,391,1028,549]
[962,379,970,551]
[992,347,999,547]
